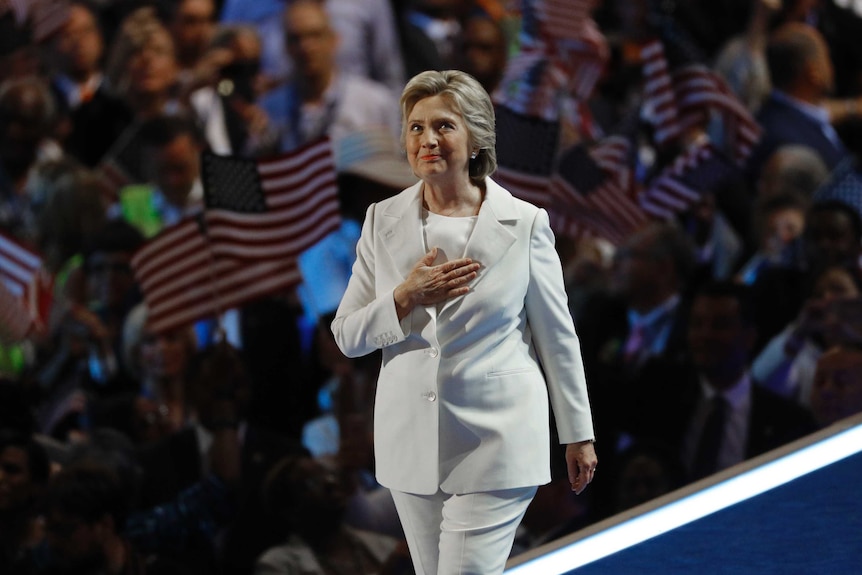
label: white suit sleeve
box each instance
[524,209,595,444]
[331,204,409,358]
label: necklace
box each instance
[422,188,482,217]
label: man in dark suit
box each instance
[747,22,850,182]
[576,222,696,515]
[48,1,133,168]
[622,281,818,483]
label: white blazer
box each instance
[332,178,594,495]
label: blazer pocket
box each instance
[486,367,538,379]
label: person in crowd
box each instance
[11,157,107,379]
[682,190,745,283]
[0,431,51,575]
[395,0,473,80]
[456,13,508,95]
[104,7,183,123]
[259,0,400,154]
[48,2,133,169]
[331,70,596,574]
[115,303,199,443]
[0,76,62,244]
[28,158,108,284]
[578,222,697,374]
[220,0,406,98]
[0,11,42,82]
[752,264,862,408]
[39,462,190,575]
[712,0,779,114]
[746,22,850,181]
[736,191,808,285]
[189,24,278,157]
[803,199,862,270]
[34,220,144,441]
[134,339,249,508]
[325,0,406,97]
[113,113,206,237]
[808,342,862,428]
[157,0,219,93]
[254,453,412,575]
[623,281,818,483]
[755,144,831,202]
[576,222,696,504]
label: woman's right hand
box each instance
[393,248,480,319]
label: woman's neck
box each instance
[422,179,484,217]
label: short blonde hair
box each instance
[105,7,175,98]
[400,70,497,184]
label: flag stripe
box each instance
[492,168,550,207]
[640,39,681,146]
[0,231,43,332]
[146,258,299,329]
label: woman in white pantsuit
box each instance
[331,70,597,574]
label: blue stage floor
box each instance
[506,415,862,575]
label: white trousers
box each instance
[390,486,538,575]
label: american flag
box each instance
[493,104,560,207]
[531,0,594,41]
[0,231,45,340]
[559,28,607,103]
[670,65,762,164]
[640,38,681,147]
[550,140,648,246]
[132,139,341,334]
[493,44,565,123]
[639,140,739,219]
[493,1,606,122]
[201,138,341,261]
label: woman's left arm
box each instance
[524,209,595,445]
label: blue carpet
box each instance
[570,451,862,574]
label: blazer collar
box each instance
[379,177,519,284]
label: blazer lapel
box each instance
[463,178,518,286]
[379,182,427,281]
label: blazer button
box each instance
[426,347,439,358]
[424,391,437,402]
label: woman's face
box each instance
[404,94,472,186]
[128,29,177,96]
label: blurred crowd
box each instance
[1,0,862,573]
